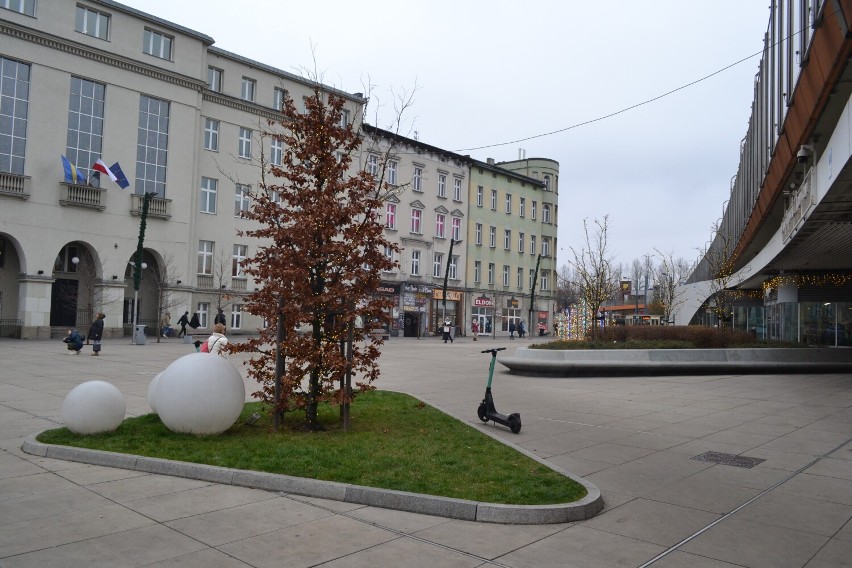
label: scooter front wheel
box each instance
[508,413,522,434]
[477,402,488,422]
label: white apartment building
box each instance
[361,125,470,337]
[0,1,365,338]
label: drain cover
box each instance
[691,451,766,469]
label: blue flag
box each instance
[108,162,130,189]
[60,155,86,184]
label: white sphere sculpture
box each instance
[147,372,162,413]
[62,381,126,435]
[155,353,245,435]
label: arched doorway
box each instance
[0,233,23,336]
[50,242,101,328]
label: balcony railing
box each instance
[231,278,247,291]
[0,173,29,199]
[197,275,214,288]
[59,182,105,210]
[130,193,171,219]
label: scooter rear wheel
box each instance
[477,402,488,422]
[508,414,522,434]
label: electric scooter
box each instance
[477,347,522,434]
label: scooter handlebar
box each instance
[481,347,506,354]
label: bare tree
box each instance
[703,223,737,325]
[200,250,234,325]
[555,264,580,311]
[653,249,691,324]
[145,251,182,343]
[569,216,617,339]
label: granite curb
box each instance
[500,347,852,376]
[21,434,604,524]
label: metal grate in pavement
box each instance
[691,451,766,469]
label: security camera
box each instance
[797,144,813,163]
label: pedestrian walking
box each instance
[189,313,201,331]
[509,321,516,340]
[442,318,453,343]
[517,320,525,339]
[161,312,172,338]
[214,308,226,332]
[471,319,479,341]
[87,312,105,356]
[177,311,189,338]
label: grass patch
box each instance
[37,391,586,506]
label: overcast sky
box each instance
[122,0,771,274]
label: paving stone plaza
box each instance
[1,336,850,567]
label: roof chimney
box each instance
[486,158,495,165]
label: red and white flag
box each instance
[92,159,118,182]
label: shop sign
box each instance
[474,296,494,307]
[433,289,462,301]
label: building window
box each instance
[518,232,525,252]
[476,186,483,207]
[435,213,445,238]
[1,0,35,16]
[339,109,350,127]
[273,87,287,110]
[503,229,511,250]
[232,244,247,277]
[531,200,537,220]
[238,127,252,158]
[433,253,443,277]
[198,240,214,275]
[234,184,250,216]
[488,263,495,285]
[530,235,536,255]
[207,67,223,92]
[502,265,510,287]
[383,245,394,270]
[66,76,105,185]
[451,217,461,241]
[475,223,482,245]
[489,226,496,248]
[387,160,397,185]
[75,6,109,40]
[413,166,423,192]
[143,28,172,59]
[490,189,497,210]
[231,304,243,330]
[241,77,256,102]
[505,193,512,214]
[200,177,217,214]
[367,154,379,176]
[0,57,29,175]
[437,174,447,197]
[474,261,481,283]
[197,302,209,328]
[543,204,551,224]
[385,203,396,229]
[453,178,462,201]
[449,256,458,279]
[136,95,169,196]
[203,118,219,151]
[542,238,550,257]
[543,174,551,191]
[541,270,549,291]
[270,137,282,166]
[519,197,525,217]
[410,250,420,276]
[410,208,422,234]
[517,267,523,288]
[529,269,535,289]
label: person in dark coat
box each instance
[177,311,190,337]
[87,312,105,356]
[509,321,516,340]
[214,308,226,332]
[63,329,84,354]
[189,313,200,330]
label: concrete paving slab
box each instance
[140,547,255,567]
[84,473,211,503]
[316,534,485,568]
[645,475,764,514]
[733,491,852,537]
[163,495,332,546]
[119,483,275,522]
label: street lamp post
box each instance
[131,192,156,344]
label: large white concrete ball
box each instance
[156,353,245,435]
[62,381,126,435]
[147,372,162,413]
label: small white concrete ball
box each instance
[156,352,245,435]
[62,381,126,435]
[147,372,162,413]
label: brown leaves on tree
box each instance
[231,89,399,429]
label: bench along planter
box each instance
[499,347,852,377]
